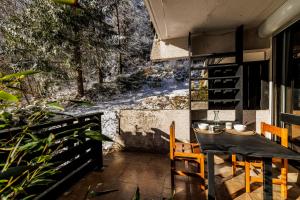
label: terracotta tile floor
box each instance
[59,152,300,200]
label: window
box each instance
[243,60,269,110]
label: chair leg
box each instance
[170,160,175,194]
[200,157,205,179]
[197,158,205,190]
[281,159,288,199]
[232,154,237,176]
[281,178,287,200]
[197,157,205,190]
[184,160,189,170]
[245,160,251,193]
[197,162,200,172]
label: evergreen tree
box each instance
[1,0,117,96]
[0,0,154,98]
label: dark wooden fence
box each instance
[0,112,104,199]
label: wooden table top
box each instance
[194,129,300,160]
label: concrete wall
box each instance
[191,28,271,55]
[256,110,271,133]
[191,31,235,55]
[151,28,271,61]
[151,37,189,61]
[119,109,189,153]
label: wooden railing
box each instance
[0,112,104,199]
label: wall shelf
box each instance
[208,99,240,102]
[191,88,240,91]
[191,63,239,70]
[209,88,239,91]
[188,26,244,133]
[191,76,240,81]
[191,52,236,59]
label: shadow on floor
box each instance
[58,151,300,200]
[119,128,187,154]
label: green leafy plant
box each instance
[0,123,62,199]
[131,186,174,200]
[0,71,107,199]
[53,0,77,6]
[132,187,140,200]
[88,187,118,199]
[46,101,65,111]
[0,110,106,199]
[69,100,95,107]
[0,91,18,102]
[0,70,39,105]
[0,70,39,129]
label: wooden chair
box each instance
[169,121,205,192]
[232,154,245,176]
[244,122,288,199]
[232,153,263,175]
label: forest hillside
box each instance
[0,0,189,152]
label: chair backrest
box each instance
[169,121,176,159]
[261,122,288,147]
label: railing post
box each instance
[0,112,105,198]
[92,113,103,170]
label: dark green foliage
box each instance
[132,187,140,200]
[131,186,174,200]
[84,83,119,102]
[0,70,39,105]
[116,70,146,92]
[53,0,77,6]
[88,188,119,198]
[1,0,117,71]
[69,99,95,106]
[0,130,60,199]
[0,110,105,199]
[0,0,118,96]
[146,76,163,88]
[0,71,107,200]
[0,0,154,98]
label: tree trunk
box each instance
[31,76,43,97]
[96,47,104,84]
[74,9,84,97]
[19,80,30,104]
[26,77,34,97]
[75,44,84,97]
[76,65,84,97]
[98,66,103,84]
[115,4,122,74]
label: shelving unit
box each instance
[191,76,240,81]
[188,26,244,128]
[189,62,242,109]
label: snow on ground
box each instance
[63,78,189,153]
[65,78,188,111]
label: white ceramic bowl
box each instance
[198,123,209,130]
[234,124,246,132]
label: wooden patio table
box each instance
[194,129,300,200]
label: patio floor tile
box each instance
[59,151,300,200]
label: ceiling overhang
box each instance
[144,0,287,40]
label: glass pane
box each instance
[291,26,300,143]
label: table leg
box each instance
[263,158,272,200]
[207,152,215,200]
